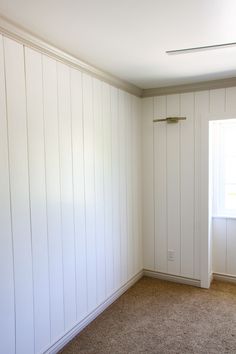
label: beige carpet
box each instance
[60,277,236,354]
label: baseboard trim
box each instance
[213,272,236,284]
[44,269,204,353]
[143,269,201,287]
[37,270,236,353]
[44,270,143,354]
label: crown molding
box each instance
[0,14,142,97]
[142,77,236,97]
[2,14,236,99]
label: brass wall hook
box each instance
[153,117,186,124]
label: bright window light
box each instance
[211,119,236,217]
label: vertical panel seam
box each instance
[117,90,121,285]
[208,89,211,113]
[56,62,66,330]
[2,35,17,354]
[165,96,168,273]
[179,94,182,276]
[225,219,228,274]
[193,92,196,279]
[101,82,107,296]
[81,73,88,314]
[92,78,98,306]
[23,45,36,354]
[152,97,156,270]
[153,97,157,271]
[109,85,115,291]
[125,93,128,281]
[69,68,78,320]
[41,55,52,343]
[129,95,132,276]
[224,88,226,112]
[118,90,122,286]
[131,94,134,277]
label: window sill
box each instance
[212,215,236,220]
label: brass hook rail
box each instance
[153,117,186,124]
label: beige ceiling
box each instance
[0,0,236,89]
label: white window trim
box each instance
[211,119,236,218]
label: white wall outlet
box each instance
[168,249,175,262]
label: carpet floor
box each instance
[60,277,236,354]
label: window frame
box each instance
[212,119,236,218]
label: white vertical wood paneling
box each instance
[0,35,143,354]
[4,32,236,354]
[25,47,50,353]
[70,68,88,321]
[226,219,236,275]
[126,92,134,279]
[193,92,201,280]
[226,87,236,112]
[43,55,64,341]
[142,97,155,270]
[83,73,97,312]
[132,96,140,275]
[111,86,121,289]
[180,93,195,278]
[195,91,210,279]
[145,86,236,283]
[4,37,35,354]
[137,98,143,271]
[198,91,211,286]
[0,35,15,354]
[57,62,77,329]
[151,91,208,280]
[210,88,226,113]
[132,96,137,274]
[102,82,114,295]
[93,77,106,303]
[154,96,167,273]
[212,218,227,273]
[213,218,236,277]
[137,96,142,273]
[166,94,181,275]
[119,90,128,284]
[154,93,196,277]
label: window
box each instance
[211,119,236,217]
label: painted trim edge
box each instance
[208,272,213,287]
[1,14,236,98]
[213,272,236,284]
[34,271,236,352]
[0,14,142,97]
[143,269,201,287]
[44,270,143,354]
[142,77,236,97]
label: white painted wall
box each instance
[0,35,143,354]
[2,29,236,354]
[142,87,236,284]
[213,218,236,276]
